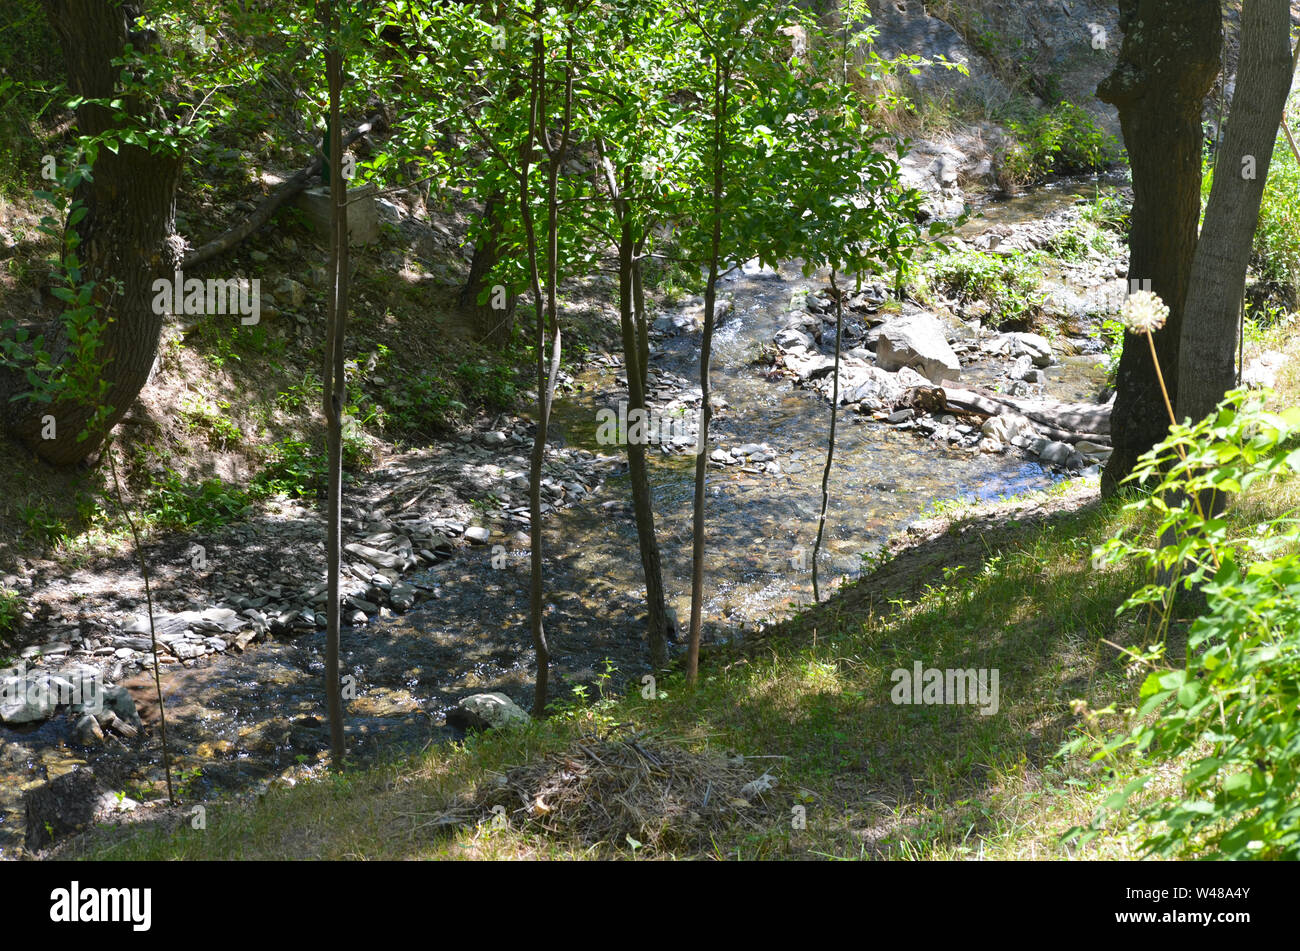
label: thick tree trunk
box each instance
[1097,0,1222,496]
[460,194,515,347]
[5,0,182,465]
[1178,0,1295,426]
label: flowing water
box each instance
[0,179,1118,854]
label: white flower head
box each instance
[1121,290,1169,335]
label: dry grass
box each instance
[429,727,781,856]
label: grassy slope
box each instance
[58,321,1300,861]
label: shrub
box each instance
[1068,389,1300,859]
[1247,121,1300,312]
[921,247,1044,328]
[1002,102,1120,186]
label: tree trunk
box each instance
[597,143,670,669]
[686,58,728,685]
[811,272,842,604]
[322,5,348,770]
[631,237,650,394]
[618,207,670,669]
[1097,0,1222,496]
[5,0,182,465]
[460,194,515,347]
[1178,0,1295,427]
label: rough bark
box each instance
[1097,0,1222,496]
[618,209,670,669]
[4,0,183,466]
[460,194,516,347]
[600,153,670,669]
[521,11,573,715]
[1178,0,1295,427]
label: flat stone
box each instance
[344,543,403,570]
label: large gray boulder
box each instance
[875,313,962,383]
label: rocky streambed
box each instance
[1,176,1125,857]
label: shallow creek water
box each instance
[0,180,1117,853]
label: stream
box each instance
[0,176,1120,855]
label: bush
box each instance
[920,247,1044,328]
[1002,102,1120,186]
[0,588,22,642]
[1248,122,1300,312]
[1068,390,1300,859]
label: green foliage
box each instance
[385,369,462,437]
[1246,118,1300,312]
[1099,317,1125,387]
[920,247,1044,328]
[454,359,517,411]
[142,473,251,530]
[0,588,23,640]
[1068,390,1300,859]
[254,437,325,499]
[180,394,243,449]
[0,1,60,195]
[0,164,114,441]
[1002,102,1119,186]
[1044,194,1126,263]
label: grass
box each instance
[61,315,1300,861]
[52,478,1161,860]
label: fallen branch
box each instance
[940,385,1113,445]
[182,112,387,269]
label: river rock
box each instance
[980,412,1038,449]
[390,582,417,611]
[989,332,1055,368]
[775,327,814,351]
[1034,439,1076,465]
[784,350,837,381]
[841,366,906,408]
[1242,349,1286,389]
[344,542,403,570]
[0,672,69,724]
[875,313,962,383]
[447,692,529,732]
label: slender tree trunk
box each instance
[618,205,670,668]
[1178,0,1295,428]
[1098,0,1222,496]
[811,271,842,604]
[521,10,574,715]
[322,7,348,770]
[686,58,727,685]
[598,145,670,668]
[521,32,551,718]
[631,236,651,394]
[5,0,182,465]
